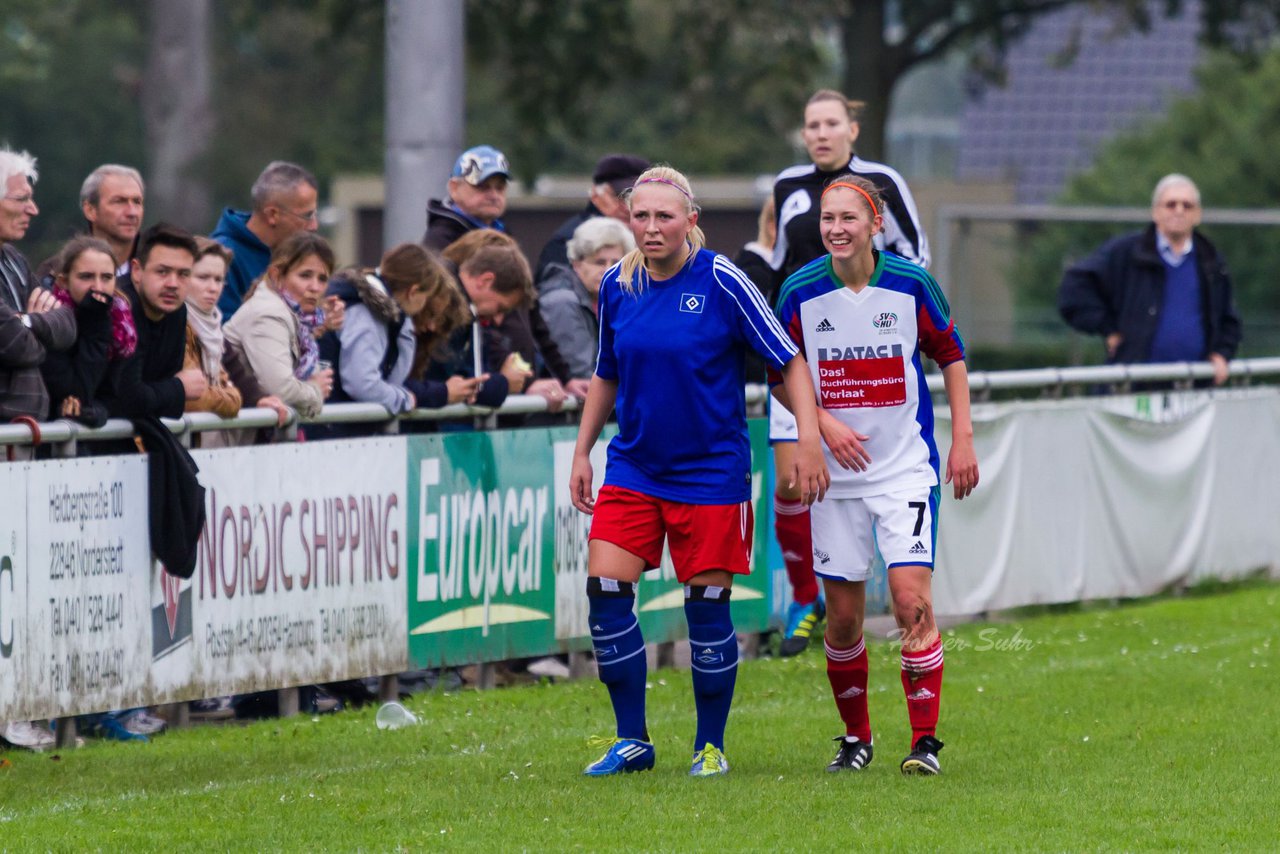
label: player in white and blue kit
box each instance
[570,166,829,778]
[770,175,978,776]
[770,89,931,657]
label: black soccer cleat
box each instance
[826,736,874,772]
[900,735,944,776]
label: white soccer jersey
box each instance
[771,252,965,499]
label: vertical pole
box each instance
[385,0,465,250]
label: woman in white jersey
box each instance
[771,174,977,776]
[770,89,930,657]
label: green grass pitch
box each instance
[2,581,1276,850]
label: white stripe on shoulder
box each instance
[850,155,908,183]
[774,162,817,182]
[714,253,776,318]
[712,255,796,365]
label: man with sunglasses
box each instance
[212,160,320,318]
[1059,174,1240,385]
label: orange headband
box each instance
[821,181,878,216]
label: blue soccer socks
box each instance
[685,585,737,753]
[587,577,648,741]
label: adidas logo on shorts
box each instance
[908,540,928,555]
[815,318,836,332]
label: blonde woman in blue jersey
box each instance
[570,165,829,777]
[771,175,978,776]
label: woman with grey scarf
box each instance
[185,237,288,427]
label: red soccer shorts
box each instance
[589,485,754,583]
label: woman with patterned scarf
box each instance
[223,232,338,428]
[41,236,137,428]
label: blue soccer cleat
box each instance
[780,596,826,657]
[689,743,730,777]
[584,736,656,776]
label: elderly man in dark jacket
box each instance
[1058,173,1241,385]
[0,148,76,423]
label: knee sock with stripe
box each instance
[685,585,737,752]
[825,635,871,743]
[900,636,944,746]
[774,497,818,605]
[587,577,648,741]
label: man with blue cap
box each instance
[423,145,511,252]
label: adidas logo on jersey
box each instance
[815,317,836,332]
[908,687,936,701]
[908,541,928,555]
[837,686,865,699]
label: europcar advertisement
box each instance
[406,422,772,669]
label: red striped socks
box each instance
[900,637,944,744]
[825,635,871,743]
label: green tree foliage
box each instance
[465,0,828,179]
[1014,49,1280,354]
[2,0,147,262]
[205,1,385,220]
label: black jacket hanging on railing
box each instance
[133,416,206,579]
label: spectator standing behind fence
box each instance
[0,152,75,751]
[101,224,206,420]
[534,153,649,283]
[442,230,575,408]
[1058,174,1242,386]
[80,165,145,277]
[222,232,336,427]
[186,238,289,437]
[317,243,437,435]
[211,161,320,319]
[1,148,76,429]
[184,239,242,420]
[423,145,511,252]
[408,263,485,409]
[42,237,136,428]
[537,217,634,379]
[36,165,146,288]
[424,145,578,406]
[420,240,534,412]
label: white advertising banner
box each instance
[932,388,1280,614]
[1,456,151,720]
[0,463,30,720]
[552,437,606,641]
[149,438,409,700]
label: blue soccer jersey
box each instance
[769,251,965,498]
[595,248,798,504]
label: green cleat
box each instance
[689,743,730,777]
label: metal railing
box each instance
[2,361,1277,452]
